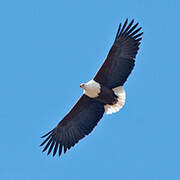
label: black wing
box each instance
[94,19,143,89]
[40,95,104,156]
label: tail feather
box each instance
[104,86,126,114]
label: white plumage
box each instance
[83,80,101,98]
[104,86,126,114]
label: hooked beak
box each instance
[80,83,85,89]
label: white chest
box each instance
[83,80,101,98]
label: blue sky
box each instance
[0,0,180,179]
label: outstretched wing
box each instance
[40,95,104,156]
[94,19,143,89]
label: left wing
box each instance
[94,19,143,89]
[40,95,104,156]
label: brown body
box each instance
[95,85,118,105]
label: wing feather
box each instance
[53,142,58,156]
[40,95,104,156]
[94,19,143,88]
[58,144,62,156]
[48,140,55,155]
[42,136,53,152]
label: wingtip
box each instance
[133,32,143,39]
[59,144,62,156]
[116,18,142,40]
[41,129,53,138]
[125,18,128,24]
[131,19,134,24]
[47,150,51,155]
[115,23,121,39]
[42,148,47,152]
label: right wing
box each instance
[40,95,105,156]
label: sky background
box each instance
[0,0,180,179]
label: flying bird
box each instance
[40,19,143,157]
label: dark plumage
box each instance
[94,19,143,88]
[40,19,143,156]
[95,85,118,105]
[41,95,104,156]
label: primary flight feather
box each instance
[40,19,143,157]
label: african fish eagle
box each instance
[40,19,143,156]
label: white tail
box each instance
[104,86,126,114]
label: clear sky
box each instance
[0,0,180,179]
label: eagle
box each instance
[40,19,143,157]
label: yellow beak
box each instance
[80,83,85,89]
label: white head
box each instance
[80,80,101,98]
